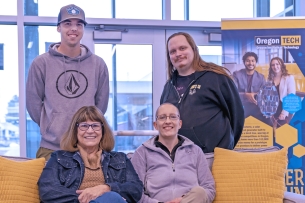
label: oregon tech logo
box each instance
[66,6,80,15]
[255,36,281,46]
[56,70,88,99]
[255,35,301,49]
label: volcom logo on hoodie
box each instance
[65,74,80,94]
[56,70,88,98]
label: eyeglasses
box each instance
[156,114,180,121]
[77,123,103,131]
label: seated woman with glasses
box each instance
[131,103,215,203]
[38,106,143,203]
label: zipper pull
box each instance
[172,163,175,172]
[178,97,181,104]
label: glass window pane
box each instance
[270,0,285,17]
[25,26,60,158]
[25,0,112,18]
[115,0,162,20]
[38,26,61,54]
[171,0,185,20]
[0,25,19,156]
[189,0,253,21]
[0,0,17,15]
[198,46,222,66]
[95,44,153,153]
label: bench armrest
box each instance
[284,192,305,203]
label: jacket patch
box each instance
[189,84,201,95]
[56,70,88,98]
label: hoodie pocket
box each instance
[179,121,230,153]
[44,114,56,135]
[192,121,234,152]
[43,112,74,144]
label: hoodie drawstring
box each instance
[63,56,67,83]
[78,58,81,82]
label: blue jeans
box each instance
[89,191,126,203]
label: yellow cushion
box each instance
[0,156,45,203]
[212,147,288,203]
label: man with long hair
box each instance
[160,32,244,153]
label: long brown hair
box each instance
[60,106,114,152]
[268,57,289,81]
[166,32,231,80]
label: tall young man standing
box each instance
[26,4,109,160]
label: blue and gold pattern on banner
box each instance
[221,17,305,194]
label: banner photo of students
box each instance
[222,18,305,194]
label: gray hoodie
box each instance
[131,135,215,203]
[26,43,109,151]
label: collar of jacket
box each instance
[143,134,194,152]
[59,150,118,164]
[171,70,207,85]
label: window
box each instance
[0,0,17,15]
[25,26,60,158]
[189,0,253,21]
[198,46,222,66]
[270,0,285,16]
[171,0,185,20]
[95,44,153,153]
[25,0,112,18]
[0,25,19,156]
[115,0,162,19]
[25,0,163,19]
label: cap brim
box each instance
[58,18,87,25]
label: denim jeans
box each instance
[89,191,126,203]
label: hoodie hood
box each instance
[142,134,194,152]
[49,42,92,62]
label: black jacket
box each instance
[160,70,245,153]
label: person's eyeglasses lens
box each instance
[78,123,101,131]
[157,114,179,121]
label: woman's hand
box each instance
[165,197,183,203]
[76,184,110,203]
[278,113,286,120]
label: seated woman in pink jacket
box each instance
[131,103,215,203]
[268,57,296,128]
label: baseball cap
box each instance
[57,4,87,26]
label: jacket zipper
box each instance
[173,86,182,104]
[157,148,177,172]
[172,79,195,105]
[177,79,195,108]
